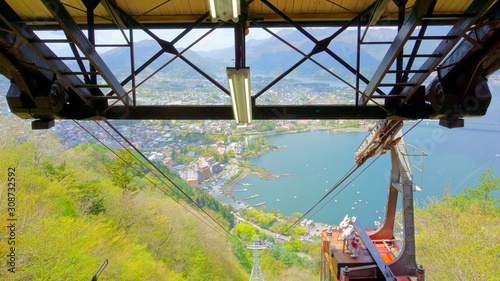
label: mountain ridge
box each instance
[99,27,408,81]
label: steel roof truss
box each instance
[100,4,229,99]
[400,0,438,83]
[0,18,94,106]
[116,11,211,89]
[40,0,131,106]
[260,0,385,96]
[361,0,436,105]
[252,23,370,103]
[361,0,393,41]
[401,0,499,101]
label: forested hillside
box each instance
[1,115,498,280]
[0,118,320,280]
[415,169,500,281]
[0,118,248,280]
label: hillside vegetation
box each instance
[0,119,320,280]
[0,119,247,280]
[1,117,498,280]
[415,168,500,281]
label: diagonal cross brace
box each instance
[260,0,382,94]
[360,0,436,105]
[400,0,499,102]
[101,1,226,98]
[104,0,178,55]
[116,11,211,88]
[40,0,131,106]
[361,0,393,41]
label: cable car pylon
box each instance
[246,237,268,281]
[320,120,427,280]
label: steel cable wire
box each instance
[282,120,423,233]
[103,120,237,238]
[74,120,237,240]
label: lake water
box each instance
[238,86,500,226]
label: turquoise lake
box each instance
[238,86,500,226]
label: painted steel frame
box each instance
[0,0,499,123]
[368,132,418,277]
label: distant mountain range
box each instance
[99,39,223,80]
[201,28,395,77]
[85,27,446,82]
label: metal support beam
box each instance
[361,0,393,41]
[40,0,131,106]
[310,5,375,56]
[361,0,436,105]
[83,0,102,86]
[260,0,383,95]
[106,105,396,120]
[68,42,91,85]
[254,57,307,99]
[389,141,418,276]
[353,221,397,280]
[370,182,399,239]
[178,55,229,95]
[129,23,136,106]
[401,0,499,101]
[102,0,128,31]
[8,104,436,121]
[356,18,361,106]
[395,1,406,84]
[368,133,418,276]
[234,21,246,69]
[392,0,408,7]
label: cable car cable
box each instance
[75,120,235,239]
[309,154,382,220]
[75,121,229,237]
[283,163,361,234]
[93,121,187,200]
[103,120,237,238]
[283,120,423,233]
[93,121,223,230]
[308,120,423,221]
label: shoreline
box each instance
[225,126,367,197]
[250,126,368,137]
[225,169,291,195]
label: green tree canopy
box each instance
[415,169,500,280]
